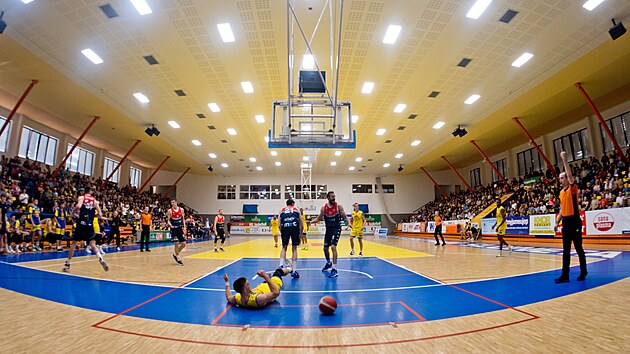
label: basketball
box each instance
[319,296,337,315]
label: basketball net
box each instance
[305,148,319,163]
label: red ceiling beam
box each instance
[441,156,473,192]
[469,140,508,184]
[52,115,101,178]
[161,167,191,200]
[101,140,141,188]
[575,82,627,162]
[137,155,170,193]
[0,79,39,138]
[512,117,557,178]
[420,167,448,198]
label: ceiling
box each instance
[0,0,629,176]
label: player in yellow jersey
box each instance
[270,215,279,248]
[223,264,293,309]
[492,197,512,257]
[349,203,366,256]
[300,208,308,250]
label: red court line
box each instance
[211,304,232,325]
[399,301,426,321]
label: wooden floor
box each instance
[1,235,629,353]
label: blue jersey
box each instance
[279,206,300,228]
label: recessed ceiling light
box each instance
[208,103,220,112]
[394,104,407,113]
[383,25,402,44]
[249,157,256,162]
[302,54,314,69]
[433,121,445,129]
[217,23,235,42]
[303,156,309,161]
[275,161,282,166]
[133,92,149,103]
[209,153,217,159]
[466,0,493,19]
[241,81,254,93]
[395,153,403,159]
[351,115,359,123]
[81,49,103,64]
[264,136,269,143]
[583,0,606,11]
[376,128,386,136]
[191,140,201,146]
[221,163,229,168]
[255,115,265,123]
[21,0,35,3]
[256,166,262,171]
[355,157,363,162]
[349,166,355,171]
[130,0,152,15]
[167,121,180,129]
[411,140,421,146]
[270,151,278,156]
[334,151,341,156]
[465,94,481,104]
[511,52,534,68]
[362,82,375,94]
[330,161,337,166]
[227,128,237,135]
[383,163,391,168]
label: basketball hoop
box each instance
[305,148,320,163]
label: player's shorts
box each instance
[302,225,308,235]
[271,229,279,237]
[215,228,226,241]
[257,275,283,293]
[281,226,300,247]
[46,232,57,243]
[171,227,185,243]
[497,224,507,235]
[324,227,342,247]
[350,228,364,238]
[74,225,96,242]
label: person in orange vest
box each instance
[434,211,445,246]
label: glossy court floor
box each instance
[1,235,629,353]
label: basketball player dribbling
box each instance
[312,191,352,278]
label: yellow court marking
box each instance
[187,238,431,259]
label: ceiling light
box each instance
[227,128,237,135]
[335,151,341,156]
[270,151,278,156]
[383,25,402,44]
[349,166,355,171]
[351,115,359,123]
[583,0,606,11]
[208,103,220,112]
[21,0,35,3]
[167,121,180,129]
[133,92,149,103]
[355,157,363,162]
[221,163,229,168]
[241,81,254,93]
[465,94,481,104]
[264,136,269,143]
[302,124,312,131]
[302,54,314,69]
[395,153,403,159]
[249,157,256,162]
[217,23,235,42]
[466,0,493,19]
[511,52,534,67]
[394,104,406,113]
[209,153,217,159]
[81,49,103,64]
[362,82,374,94]
[433,121,445,129]
[376,128,386,136]
[275,161,282,166]
[130,0,152,15]
[303,156,309,161]
[256,166,262,171]
[411,140,421,146]
[191,140,201,146]
[255,114,265,123]
[383,163,391,168]
[330,161,337,166]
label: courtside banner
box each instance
[506,216,529,235]
[623,207,630,234]
[427,222,435,233]
[529,214,556,236]
[585,208,623,235]
[481,218,497,235]
[555,211,586,235]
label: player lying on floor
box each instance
[224,264,293,309]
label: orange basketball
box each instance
[319,296,337,315]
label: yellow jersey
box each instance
[496,206,506,224]
[234,277,282,308]
[351,210,364,230]
[270,218,279,234]
[302,214,308,231]
[93,217,101,233]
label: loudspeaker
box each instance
[299,70,326,94]
[609,21,626,40]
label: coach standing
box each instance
[554,151,587,283]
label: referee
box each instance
[554,151,587,283]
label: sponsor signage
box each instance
[481,218,497,236]
[529,214,556,236]
[585,209,623,235]
[506,216,529,235]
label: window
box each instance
[0,116,11,152]
[66,144,94,176]
[130,166,142,188]
[18,126,58,165]
[492,159,507,182]
[375,184,395,193]
[553,128,591,163]
[103,157,120,184]
[470,168,481,188]
[352,184,372,193]
[284,185,327,199]
[239,185,282,199]
[517,146,544,176]
[217,185,236,200]
[600,111,630,152]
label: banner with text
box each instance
[529,214,556,236]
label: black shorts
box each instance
[74,225,96,242]
[215,228,225,241]
[46,232,57,242]
[281,226,300,247]
[324,227,341,247]
[171,227,185,243]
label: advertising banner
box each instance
[555,211,585,235]
[427,222,435,233]
[585,208,623,235]
[529,214,556,236]
[506,216,529,235]
[624,208,630,234]
[481,218,497,236]
[364,214,382,223]
[373,227,388,236]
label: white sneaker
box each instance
[509,245,513,253]
[100,246,106,254]
[117,247,121,251]
[496,253,502,257]
[349,250,355,256]
[86,247,92,255]
[7,245,14,253]
[285,258,293,273]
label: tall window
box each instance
[18,126,58,165]
[351,184,373,193]
[0,116,11,152]
[103,157,120,184]
[66,144,94,176]
[217,185,236,200]
[553,129,591,163]
[492,159,507,182]
[600,111,630,152]
[517,146,544,176]
[470,168,481,187]
[130,166,142,188]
